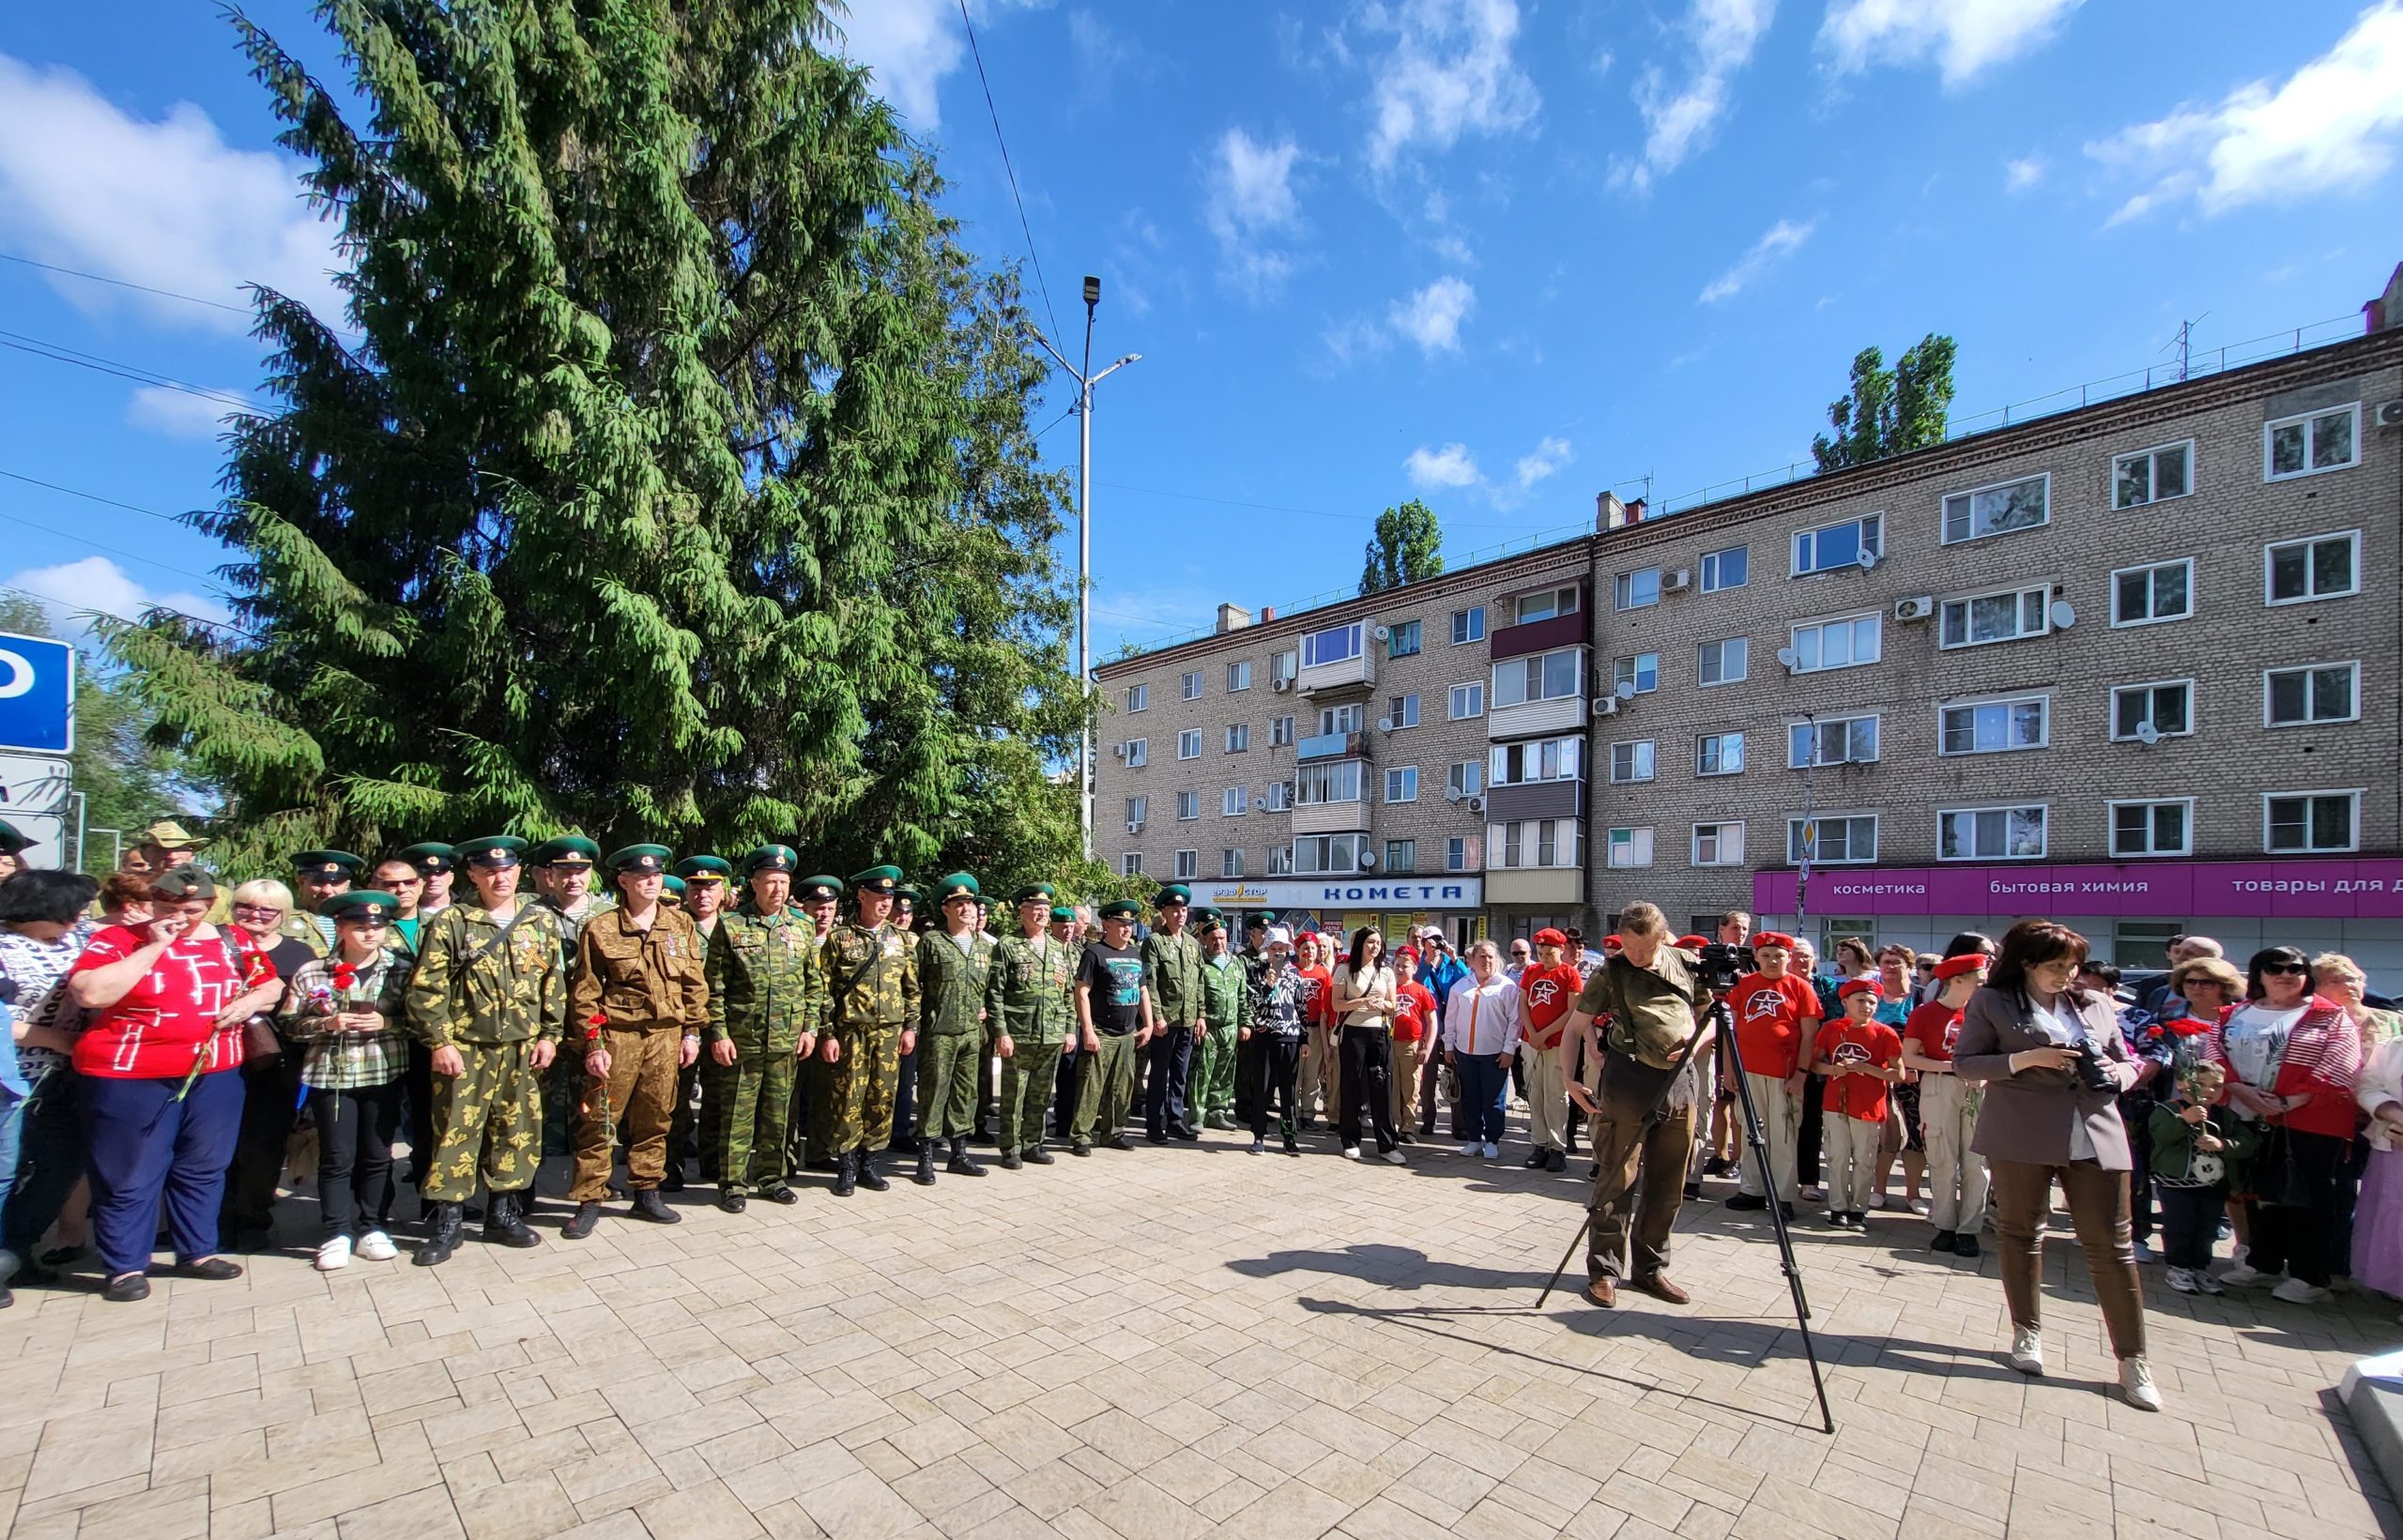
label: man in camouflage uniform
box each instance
[704,846,824,1212]
[1142,884,1207,1143]
[405,835,567,1265]
[562,846,708,1238]
[790,873,845,1172]
[819,864,920,1196]
[1192,909,1249,1131]
[530,835,610,1157]
[888,885,926,1155]
[669,854,733,1188]
[912,873,996,1184]
[988,883,1077,1168]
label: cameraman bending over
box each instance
[1562,903,1713,1307]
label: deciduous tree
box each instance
[1811,333,1958,471]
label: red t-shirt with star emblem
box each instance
[1904,999,1965,1064]
[1814,1018,1902,1121]
[1518,962,1584,1050]
[1729,972,1822,1079]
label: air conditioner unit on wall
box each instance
[1594,696,1619,716]
[2376,400,2403,429]
[1272,678,1292,693]
[1111,742,1127,758]
[1126,820,1144,833]
[1894,596,1935,622]
[1466,795,1485,814]
[1661,569,1691,593]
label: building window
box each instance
[1789,815,1877,865]
[2109,799,2193,859]
[2265,530,2361,605]
[2113,441,2193,510]
[1267,845,1294,876]
[1789,614,1880,672]
[1270,714,1295,747]
[1696,732,1745,777]
[1387,619,1422,658]
[1792,514,1881,575]
[1301,623,1362,667]
[1698,637,1748,687]
[1221,847,1246,878]
[2266,791,2358,853]
[1501,819,1583,869]
[1939,694,2049,755]
[1177,729,1202,760]
[2264,662,2360,727]
[1605,827,1653,869]
[1613,652,1659,694]
[1448,760,1485,798]
[1125,796,1147,828]
[1174,848,1199,879]
[1518,585,1582,624]
[1225,723,1250,754]
[1122,853,1143,877]
[1939,586,2052,649]
[1789,714,1878,768]
[1385,767,1419,803]
[1448,682,1485,720]
[1449,606,1485,645]
[1271,649,1296,685]
[1296,761,1364,805]
[2265,404,2359,480]
[1446,837,1469,872]
[1385,839,1417,874]
[1609,740,1656,784]
[1264,781,1291,812]
[1489,737,1580,786]
[1938,804,2048,861]
[1700,545,1748,592]
[1293,833,1366,876]
[1941,473,2049,544]
[1176,789,1200,820]
[1181,670,1202,701]
[2111,558,2194,628]
[1125,739,1147,768]
[1493,647,1583,708]
[1614,568,1661,611]
[1692,821,1746,866]
[1125,683,1149,712]
[2112,679,2194,741]
[1386,693,1420,729]
[1227,660,1252,692]
[1319,703,1363,735]
[1223,786,1249,816]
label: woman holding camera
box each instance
[2212,946,2361,1304]
[1954,920,2158,1410]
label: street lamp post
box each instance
[1028,275,1140,861]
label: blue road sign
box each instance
[0,632,75,755]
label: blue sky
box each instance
[3,0,2400,661]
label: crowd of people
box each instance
[1,816,2397,1415]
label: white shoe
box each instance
[1341,1146,1362,1160]
[2119,1357,2164,1411]
[2195,1271,2224,1294]
[1482,1142,1501,1159]
[354,1230,397,1262]
[1908,1197,1930,1216]
[2166,1267,2196,1294]
[1381,1150,1407,1166]
[2131,1241,2156,1264]
[2219,1263,2268,1287]
[314,1235,352,1272]
[2272,1277,2333,1305]
[2007,1325,2043,1377]
[1460,1141,1482,1157]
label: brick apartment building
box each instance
[1094,262,2403,968]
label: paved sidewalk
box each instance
[0,1121,2395,1540]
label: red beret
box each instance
[1934,953,1987,981]
[1837,978,1881,1001]
[1396,945,1419,961]
[1754,931,1797,950]
[1676,935,1708,950]
[1603,934,1624,951]
[1533,927,1567,947]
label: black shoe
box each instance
[1931,1229,1958,1254]
[1683,1181,1703,1200]
[14,1260,58,1287]
[946,1137,987,1177]
[103,1273,151,1303]
[857,1153,890,1193]
[415,1203,464,1266]
[1545,1149,1567,1174]
[1779,1201,1796,1221]
[561,1200,602,1240]
[484,1189,543,1247]
[1105,1134,1135,1151]
[1587,1163,1599,1179]
[1827,1212,1846,1228]
[629,1189,681,1225]
[1146,1132,1170,1145]
[1849,1211,1870,1228]
[1702,1156,1734,1178]
[759,1182,800,1205]
[1724,1193,1768,1212]
[718,1191,748,1213]
[1283,1140,1301,1156]
[1002,1152,1023,1170]
[37,1244,84,1271]
[659,1166,686,1193]
[1027,1146,1055,1166]
[913,1147,939,1186]
[1170,1125,1199,1141]
[1953,1233,1981,1260]
[1071,1141,1092,1157]
[1523,1148,1549,1169]
[832,1152,857,1197]
[179,1257,243,1281]
[1397,1130,1417,1145]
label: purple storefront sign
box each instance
[1752,859,2403,922]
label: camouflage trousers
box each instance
[570,1026,681,1200]
[998,1029,1068,1152]
[825,1021,903,1153]
[1071,1033,1138,1143]
[1192,1024,1239,1120]
[426,1041,545,1204]
[917,1031,982,1140]
[704,1033,799,1194]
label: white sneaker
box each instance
[354,1230,397,1262]
[1381,1150,1407,1166]
[1908,1197,1930,1216]
[2194,1271,2224,1294]
[1482,1142,1501,1159]
[2131,1240,2156,1264]
[1341,1146,1362,1160]
[2166,1267,2196,1294]
[314,1235,352,1272]
[2272,1277,2333,1305]
[1460,1141,1482,1157]
[2119,1357,2164,1411]
[2219,1262,2268,1287]
[2007,1325,2043,1377]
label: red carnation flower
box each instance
[2166,1015,2211,1037]
[332,964,359,991]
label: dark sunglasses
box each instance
[2260,961,2309,976]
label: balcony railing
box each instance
[1297,651,1374,695]
[1295,730,1367,762]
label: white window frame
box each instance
[1446,837,1469,873]
[1227,660,1252,693]
[1125,738,1147,768]
[1789,714,1878,769]
[1387,619,1423,658]
[1387,693,1421,730]
[2109,557,2195,629]
[1221,847,1246,878]
[1691,820,1746,867]
[1940,472,2051,545]
[1490,737,1582,787]
[1225,723,1249,754]
[1699,545,1748,593]
[2263,789,2362,855]
[2107,798,2195,860]
[1608,740,1657,785]
[1384,839,1416,874]
[1791,514,1882,576]
[1698,636,1748,687]
[1449,606,1485,645]
[1385,766,1419,804]
[2263,404,2361,482]
[1447,681,1485,720]
[1936,802,2050,862]
[1447,759,1485,798]
[1301,623,1363,668]
[1788,613,1880,674]
[2264,529,2363,606]
[1696,731,1745,778]
[1293,832,1367,877]
[1125,796,1147,826]
[1174,848,1199,880]
[1176,789,1201,821]
[1295,760,1364,806]
[1937,693,2051,757]
[1270,715,1294,747]
[1938,585,2053,650]
[2263,662,2361,727]
[1267,845,1293,876]
[2110,679,2196,742]
[2112,440,2195,511]
[1181,670,1203,701]
[1788,813,1878,866]
[1264,782,1291,813]
[1614,568,1661,612]
[1177,728,1202,760]
[1121,853,1142,877]
[1613,652,1659,694]
[1516,585,1582,624]
[1271,649,1297,684]
[1125,683,1149,712]
[1604,826,1653,870]
[1222,785,1248,816]
[1492,647,1584,709]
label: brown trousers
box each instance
[1584,1056,1695,1283]
[570,1025,681,1199]
[1988,1158,2147,1359]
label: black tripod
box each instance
[1538,995,1836,1435]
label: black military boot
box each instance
[831,1151,857,1197]
[946,1136,986,1177]
[913,1144,938,1186]
[561,1200,602,1240]
[1026,1144,1055,1166]
[718,1187,748,1214]
[857,1151,891,1192]
[414,1203,463,1267]
[483,1189,542,1248]
[629,1188,681,1224]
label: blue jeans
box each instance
[1455,1052,1509,1144]
[2,1064,84,1263]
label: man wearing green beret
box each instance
[401,843,458,920]
[1192,909,1249,1131]
[1071,899,1154,1152]
[819,865,921,1195]
[787,874,844,1173]
[668,856,733,1189]
[289,849,365,953]
[988,884,1078,1168]
[529,835,609,1155]
[888,885,926,1155]
[404,836,566,1264]
[912,873,996,1183]
[703,846,825,1212]
[1142,885,1207,1143]
[562,846,708,1237]
[1048,903,1088,1145]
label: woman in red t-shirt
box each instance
[68,868,283,1303]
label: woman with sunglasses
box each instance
[2212,946,2362,1304]
[279,891,415,1270]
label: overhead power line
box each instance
[956,0,1062,343]
[0,328,257,410]
[0,468,193,526]
[0,251,255,317]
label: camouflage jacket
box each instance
[706,903,827,1044]
[916,929,996,1039]
[1142,929,1206,1028]
[406,901,569,1048]
[572,905,709,1034]
[1199,951,1250,1031]
[987,933,1078,1041]
[819,920,920,1034]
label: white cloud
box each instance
[1819,0,2082,85]
[1362,0,1541,171]
[1319,315,1393,368]
[125,385,250,443]
[2087,2,2403,223]
[1514,435,1574,489]
[4,556,226,633]
[1403,443,1481,490]
[1697,218,1815,303]
[0,53,344,332]
[2005,155,2045,191]
[1202,128,1305,299]
[1613,0,1778,192]
[831,0,1046,130]
[1388,276,1476,354]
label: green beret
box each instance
[529,835,600,867]
[1153,884,1191,908]
[675,855,733,880]
[893,886,921,907]
[397,841,455,874]
[151,867,217,903]
[453,835,528,867]
[794,874,842,901]
[850,863,901,894]
[936,872,981,905]
[744,846,798,876]
[1098,899,1140,921]
[292,849,365,880]
[1015,882,1056,905]
[605,844,672,875]
[1048,905,1076,922]
[319,889,399,920]
[1194,907,1225,932]
[662,875,688,898]
[0,818,33,857]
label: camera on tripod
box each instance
[1695,941,1754,992]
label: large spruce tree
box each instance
[109,0,1086,886]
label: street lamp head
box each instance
[1115,353,1141,367]
[1082,274,1101,307]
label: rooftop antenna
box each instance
[2166,313,2209,382]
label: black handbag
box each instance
[2256,1123,2315,1208]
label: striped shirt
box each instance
[279,947,414,1090]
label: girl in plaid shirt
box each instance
[279,892,414,1270]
